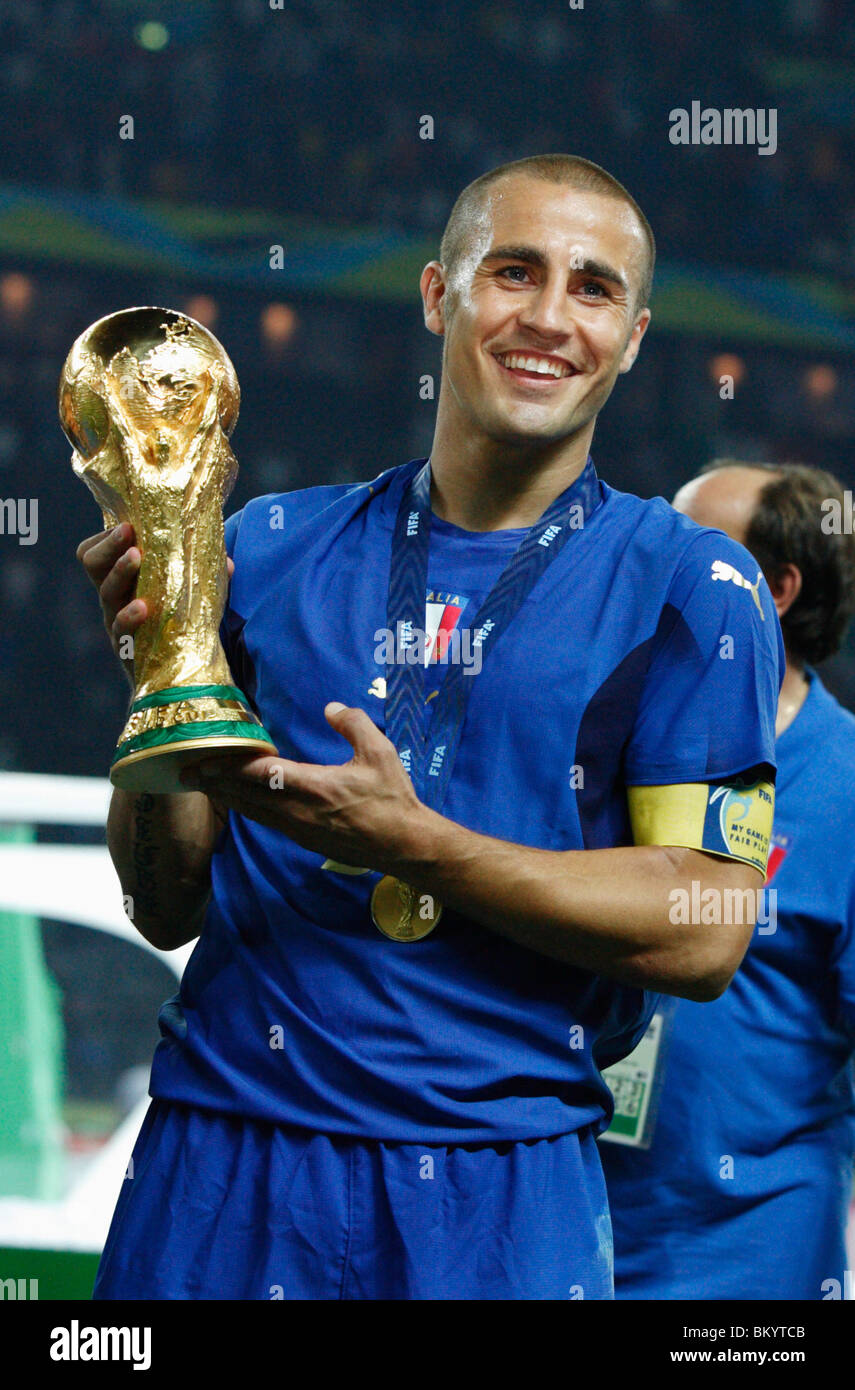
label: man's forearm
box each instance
[107,788,223,950]
[388,808,760,1001]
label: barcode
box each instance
[608,1076,645,1118]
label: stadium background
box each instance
[1,0,854,1296]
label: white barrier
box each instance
[0,771,193,1252]
[0,770,111,826]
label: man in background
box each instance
[602,460,855,1300]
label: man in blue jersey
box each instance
[601,460,855,1301]
[78,155,783,1300]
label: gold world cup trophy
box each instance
[59,306,277,792]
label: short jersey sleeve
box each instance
[219,507,244,674]
[224,508,241,558]
[624,528,784,787]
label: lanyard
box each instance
[384,456,601,807]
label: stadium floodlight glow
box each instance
[0,272,33,316]
[134,21,169,52]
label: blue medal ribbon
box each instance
[384,456,602,808]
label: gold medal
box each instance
[370,875,443,942]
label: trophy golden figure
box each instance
[59,306,278,792]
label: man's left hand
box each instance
[180,701,425,870]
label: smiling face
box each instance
[422,175,651,452]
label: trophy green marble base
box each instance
[109,684,277,794]
[110,733,279,794]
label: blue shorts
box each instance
[93,1100,613,1300]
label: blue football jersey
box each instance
[149,457,783,1142]
[602,670,855,1300]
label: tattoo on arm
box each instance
[131,792,159,919]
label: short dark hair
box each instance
[439,154,656,311]
[703,460,855,664]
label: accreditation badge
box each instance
[599,1001,676,1149]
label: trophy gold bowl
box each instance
[59,306,278,792]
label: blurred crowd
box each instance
[1,0,855,280]
[0,265,854,783]
[0,0,854,781]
